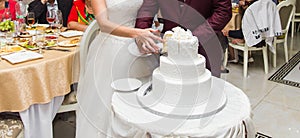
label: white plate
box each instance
[60,30,83,38]
[32,24,49,28]
[111,78,142,92]
[58,40,78,47]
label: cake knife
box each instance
[143,83,152,96]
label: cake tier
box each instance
[160,54,206,80]
[167,37,198,61]
[152,68,212,106]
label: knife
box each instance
[44,46,71,52]
[143,84,152,96]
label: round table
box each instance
[0,38,79,112]
[0,34,80,138]
[112,77,255,138]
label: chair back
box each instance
[277,0,295,33]
[295,0,300,13]
[79,20,100,78]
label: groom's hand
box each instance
[135,28,163,54]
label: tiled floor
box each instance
[221,32,300,137]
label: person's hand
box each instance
[135,28,163,54]
[231,38,245,44]
[222,29,229,37]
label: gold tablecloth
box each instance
[0,40,79,112]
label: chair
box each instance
[58,20,100,113]
[273,0,295,67]
[79,20,100,79]
[223,13,242,68]
[291,0,299,38]
[228,42,268,77]
[228,0,278,77]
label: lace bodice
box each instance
[106,0,143,27]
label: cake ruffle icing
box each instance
[164,27,199,61]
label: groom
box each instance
[135,0,232,77]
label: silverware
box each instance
[143,83,152,96]
[43,46,71,52]
[159,48,167,56]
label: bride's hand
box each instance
[135,28,163,54]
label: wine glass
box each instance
[27,12,35,29]
[36,31,45,54]
[54,10,63,44]
[46,9,56,30]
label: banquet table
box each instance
[0,34,80,138]
[112,77,255,138]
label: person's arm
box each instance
[192,0,232,43]
[27,0,47,22]
[67,3,87,31]
[67,21,88,31]
[135,0,159,29]
[91,0,162,53]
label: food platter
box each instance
[58,38,80,47]
[45,34,58,40]
[27,24,49,31]
[57,41,77,47]
[0,45,25,56]
[18,41,39,50]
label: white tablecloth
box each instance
[112,77,255,138]
[19,96,64,138]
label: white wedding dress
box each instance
[76,0,159,137]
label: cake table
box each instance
[112,77,255,138]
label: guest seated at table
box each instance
[222,0,258,63]
[67,0,94,31]
[0,0,17,21]
[27,0,73,27]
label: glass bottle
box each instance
[3,1,11,21]
[15,0,27,35]
[15,0,26,23]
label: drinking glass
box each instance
[46,9,56,30]
[36,31,45,54]
[54,10,63,43]
[6,31,14,45]
[27,12,35,28]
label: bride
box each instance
[76,0,162,137]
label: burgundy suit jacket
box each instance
[135,0,232,43]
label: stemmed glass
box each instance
[36,31,45,54]
[54,10,63,43]
[55,10,63,32]
[46,9,56,31]
[27,12,35,29]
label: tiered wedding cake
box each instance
[152,27,211,106]
[138,27,226,118]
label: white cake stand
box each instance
[112,77,254,137]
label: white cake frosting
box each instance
[164,27,199,61]
[151,27,212,106]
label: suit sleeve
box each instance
[135,0,159,29]
[28,0,47,22]
[193,0,232,43]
